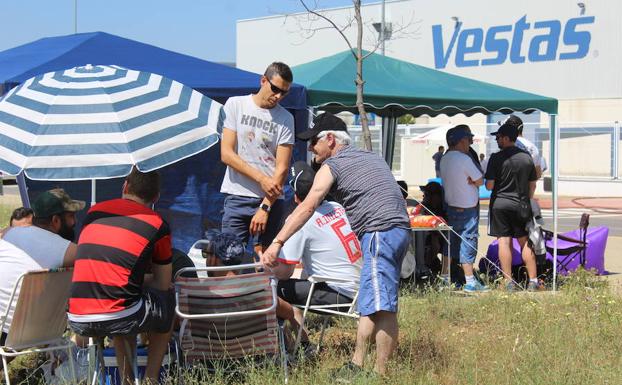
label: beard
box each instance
[59,217,75,242]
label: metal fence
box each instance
[347,121,622,181]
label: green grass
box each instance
[0,202,18,227]
[6,272,621,385]
[2,197,619,384]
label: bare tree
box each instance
[294,0,418,151]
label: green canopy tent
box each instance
[293,50,565,290]
[292,50,558,166]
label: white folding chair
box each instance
[291,275,359,355]
[0,268,76,385]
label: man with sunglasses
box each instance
[220,62,295,253]
[261,112,410,377]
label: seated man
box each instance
[68,168,173,385]
[269,162,362,347]
[0,239,50,347]
[2,189,83,266]
[9,207,33,227]
[0,191,83,361]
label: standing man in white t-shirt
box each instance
[220,62,295,252]
[440,125,488,292]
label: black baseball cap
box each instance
[497,115,523,130]
[296,112,348,141]
[419,181,443,196]
[490,122,519,140]
[289,161,315,200]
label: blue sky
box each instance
[0,0,374,64]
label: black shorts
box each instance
[277,279,353,312]
[489,207,529,238]
[69,287,174,337]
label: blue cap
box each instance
[446,125,474,146]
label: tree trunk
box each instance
[353,0,372,151]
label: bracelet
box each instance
[272,238,284,246]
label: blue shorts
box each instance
[446,206,479,264]
[358,227,410,316]
[221,194,286,249]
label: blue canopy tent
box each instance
[0,32,308,252]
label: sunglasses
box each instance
[266,78,289,96]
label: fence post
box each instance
[614,120,620,180]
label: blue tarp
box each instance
[1,32,308,252]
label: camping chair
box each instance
[0,268,76,385]
[174,263,288,382]
[291,275,359,356]
[542,213,590,274]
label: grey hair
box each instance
[319,130,351,145]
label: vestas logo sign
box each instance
[432,15,595,69]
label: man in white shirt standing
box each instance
[220,62,295,254]
[440,125,488,292]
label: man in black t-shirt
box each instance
[485,123,540,291]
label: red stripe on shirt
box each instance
[79,223,149,257]
[153,234,172,264]
[69,297,127,315]
[277,258,299,265]
[89,199,163,228]
[72,259,130,287]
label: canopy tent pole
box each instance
[550,114,559,291]
[90,179,96,207]
[381,116,397,167]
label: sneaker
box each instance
[463,280,490,293]
[505,281,521,292]
[333,362,367,384]
[527,281,546,292]
[298,340,318,360]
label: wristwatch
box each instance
[259,203,271,213]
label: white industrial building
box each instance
[236,0,621,196]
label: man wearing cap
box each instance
[68,168,173,384]
[0,189,84,348]
[2,188,84,267]
[439,125,487,292]
[219,62,295,254]
[269,161,362,348]
[486,122,540,291]
[261,113,410,376]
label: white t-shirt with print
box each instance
[440,150,483,208]
[278,201,362,298]
[220,94,295,198]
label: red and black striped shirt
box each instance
[68,198,172,316]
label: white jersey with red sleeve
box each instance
[278,200,362,298]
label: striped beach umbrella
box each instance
[0,64,222,181]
